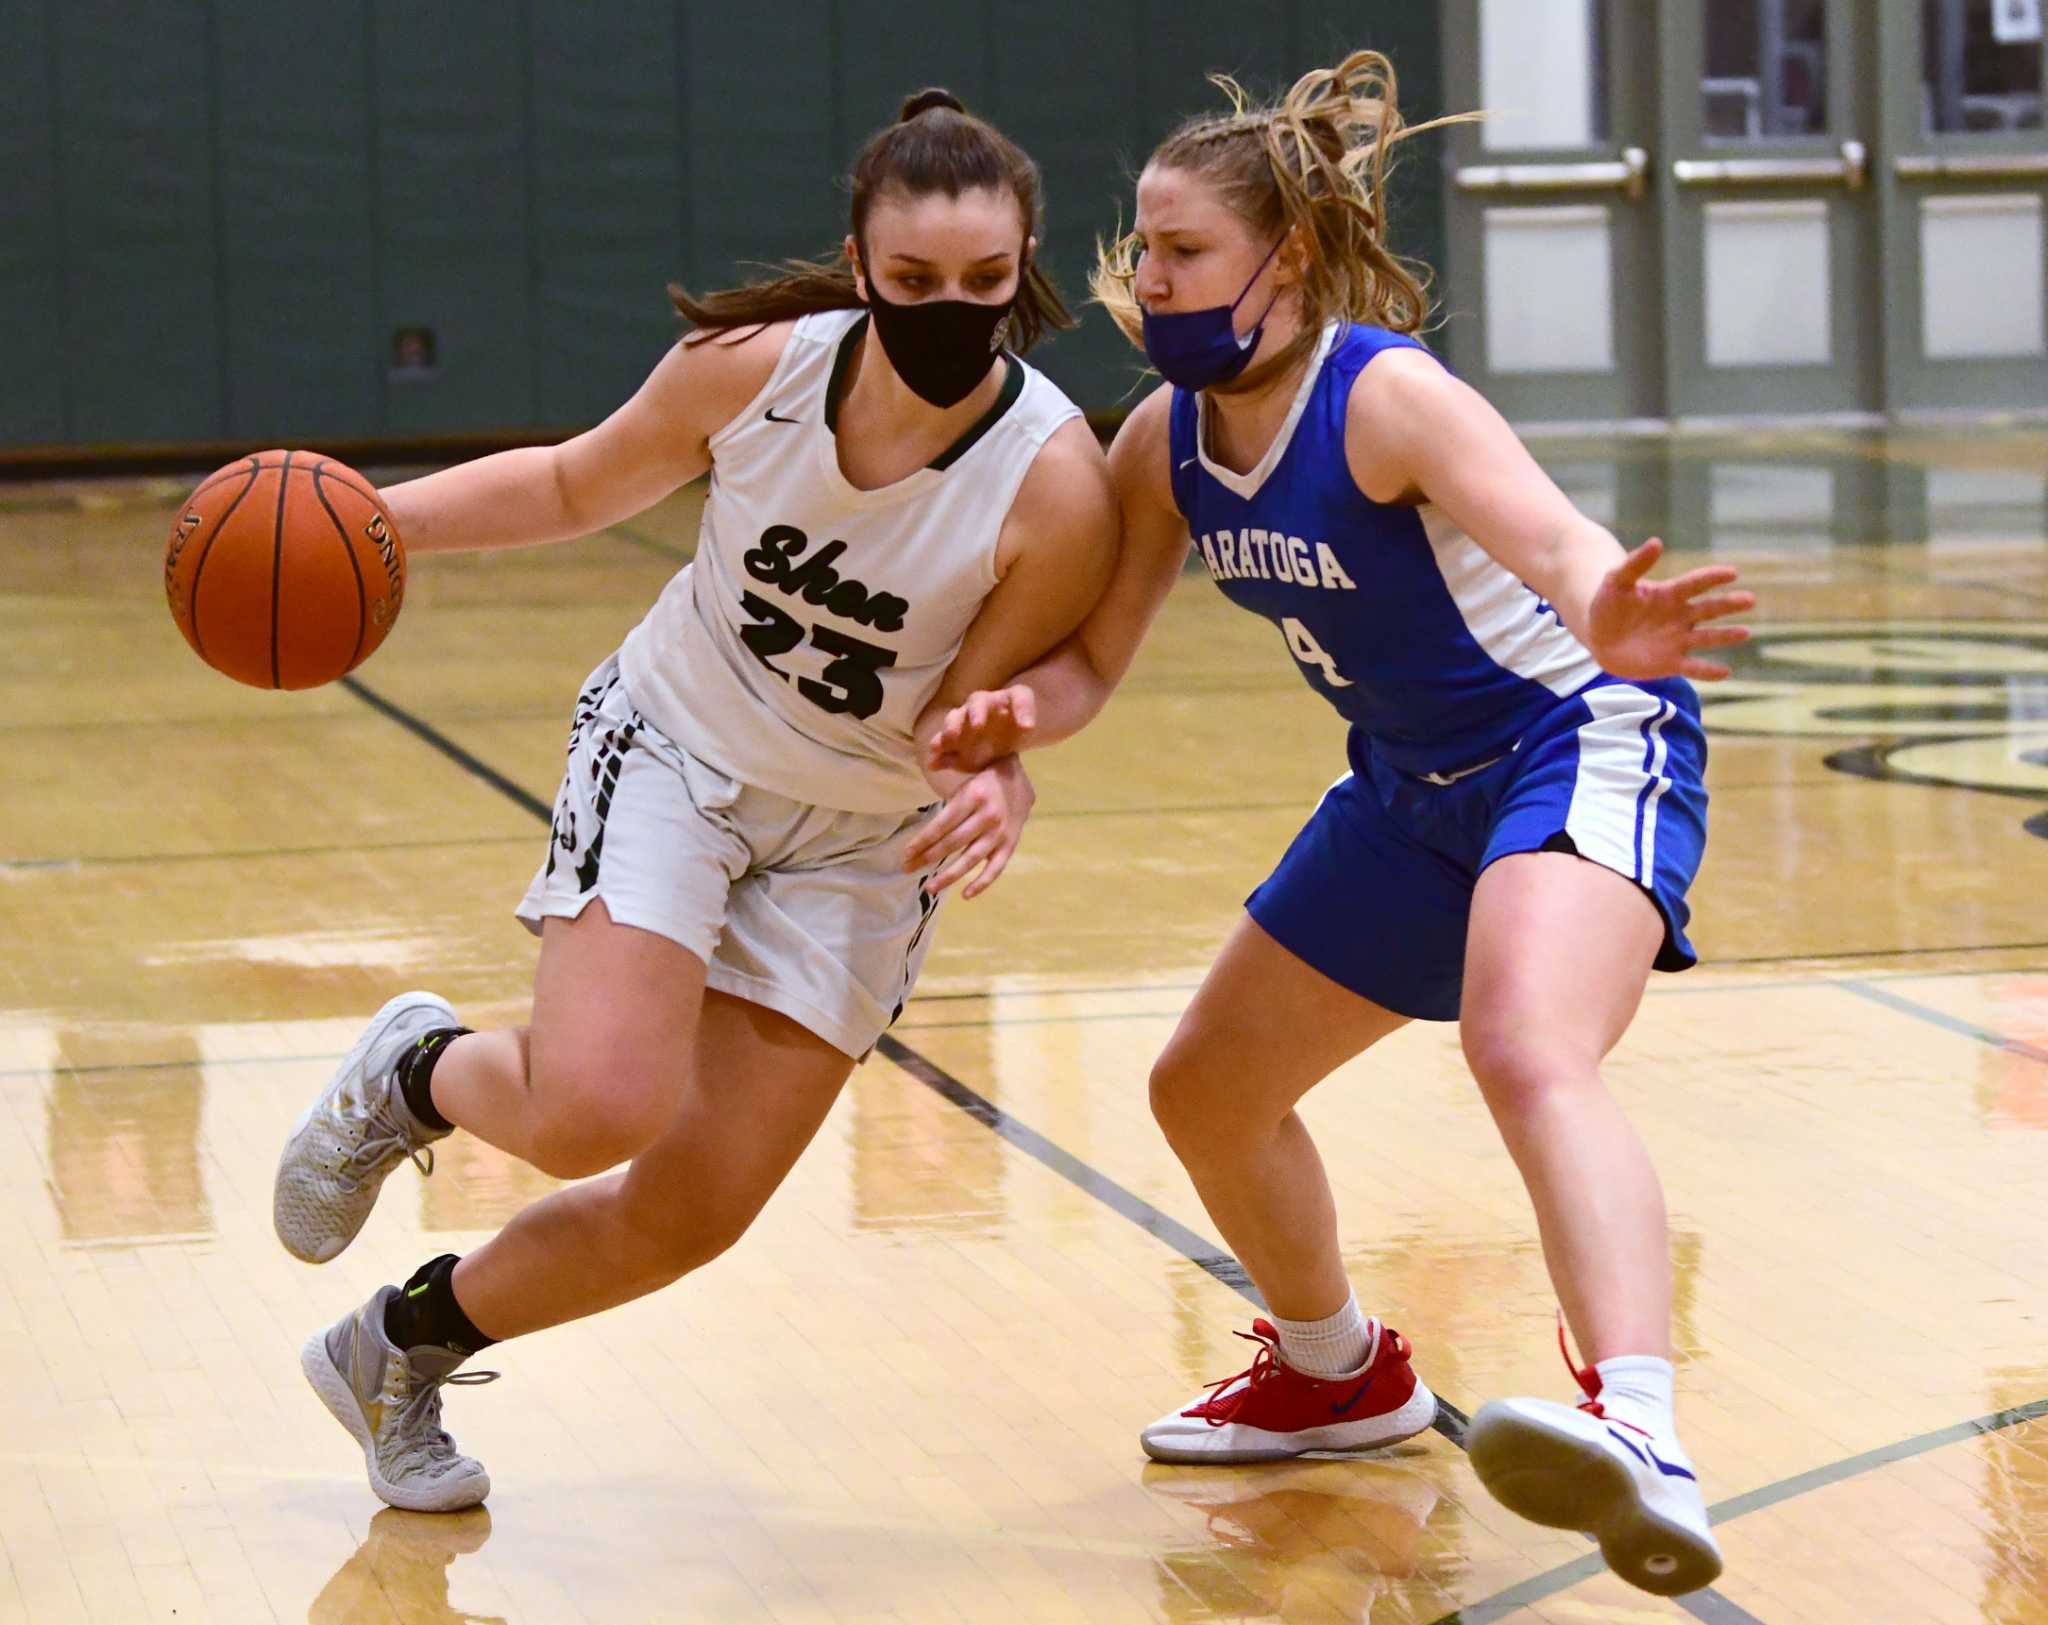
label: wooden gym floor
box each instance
[2,426,2046,1623]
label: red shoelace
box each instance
[1184,1319,1395,1428]
[1187,1322,1286,1426]
[1559,1311,1651,1438]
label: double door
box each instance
[1443,0,2048,424]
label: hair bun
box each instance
[898,87,966,122]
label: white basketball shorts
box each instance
[516,655,941,1057]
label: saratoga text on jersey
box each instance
[1194,528,1359,592]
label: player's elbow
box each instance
[545,444,591,538]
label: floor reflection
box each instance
[44,1027,210,1245]
[1520,424,2048,557]
[1982,1374,2048,1623]
[307,1507,500,1625]
[844,1053,1010,1237]
[418,1130,564,1234]
[1142,1459,1443,1623]
[1980,976,2048,1131]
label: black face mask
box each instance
[862,270,1018,409]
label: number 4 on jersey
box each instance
[1281,617,1353,688]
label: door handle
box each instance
[1674,141,1870,189]
[1895,152,2048,181]
[1456,146,1651,202]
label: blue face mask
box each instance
[1139,237,1285,391]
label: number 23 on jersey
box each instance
[736,594,897,719]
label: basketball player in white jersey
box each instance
[271,90,1115,1512]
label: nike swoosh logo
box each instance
[1330,1374,1379,1415]
[1608,1426,1697,1480]
[764,408,799,424]
[1178,456,1197,470]
[1643,1440,1697,1481]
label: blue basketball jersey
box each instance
[1167,322,1611,778]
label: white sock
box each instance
[1591,1354,1677,1442]
[1272,1294,1377,1378]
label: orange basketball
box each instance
[163,449,406,689]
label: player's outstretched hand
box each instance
[904,755,1035,900]
[1585,537,1755,682]
[926,685,1038,774]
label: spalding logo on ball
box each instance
[164,448,406,689]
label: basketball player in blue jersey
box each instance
[269,93,1117,1512]
[921,52,1751,1597]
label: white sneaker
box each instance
[274,992,457,1262]
[1467,1395,1722,1596]
[302,1284,498,1512]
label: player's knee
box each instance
[523,1058,674,1179]
[524,1118,640,1181]
[1149,1046,1220,1153]
[666,1205,753,1275]
[617,1182,758,1278]
[1460,1020,1583,1115]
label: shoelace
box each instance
[1186,1319,1394,1427]
[391,1368,500,1477]
[1190,1324,1286,1428]
[336,1087,436,1191]
[1557,1312,1650,1439]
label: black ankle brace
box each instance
[395,1027,469,1133]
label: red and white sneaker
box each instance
[1468,1326,1723,1597]
[1140,1318,1439,1464]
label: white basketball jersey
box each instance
[620,308,1082,813]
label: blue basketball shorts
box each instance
[1245,679,1708,1022]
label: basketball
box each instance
[163,449,406,689]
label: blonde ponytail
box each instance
[1093,50,1473,385]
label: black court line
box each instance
[341,677,554,821]
[892,961,2048,1038]
[916,941,2048,985]
[0,1050,331,1084]
[0,703,562,738]
[0,834,534,872]
[897,1009,1190,1035]
[1704,937,2048,967]
[904,953,2048,1011]
[1675,1593,1771,1625]
[908,980,1200,1005]
[1032,799,1309,821]
[1838,978,2048,1065]
[874,1034,1471,1447]
[1431,1397,2048,1624]
[870,1039,1263,1306]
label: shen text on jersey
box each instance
[744,524,910,632]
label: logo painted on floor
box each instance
[1701,621,2048,840]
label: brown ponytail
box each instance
[671,89,1075,351]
